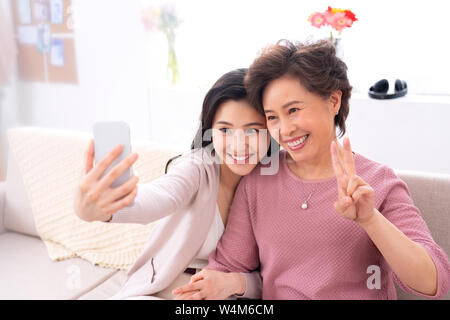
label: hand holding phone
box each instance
[93,121,133,188]
[73,121,139,223]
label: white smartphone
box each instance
[93,121,135,205]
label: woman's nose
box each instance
[279,117,296,138]
[232,129,248,151]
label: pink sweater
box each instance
[206,150,450,299]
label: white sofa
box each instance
[0,128,449,300]
[0,150,125,299]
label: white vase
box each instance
[334,38,344,61]
[146,32,169,88]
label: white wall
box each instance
[347,94,450,174]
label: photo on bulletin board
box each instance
[46,38,77,84]
[32,0,50,22]
[49,0,73,33]
[50,38,64,66]
[50,0,64,24]
[17,0,32,24]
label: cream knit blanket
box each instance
[7,127,182,270]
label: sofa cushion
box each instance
[5,127,182,270]
[0,232,118,299]
[4,147,38,237]
[395,170,450,300]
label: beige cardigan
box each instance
[108,147,261,299]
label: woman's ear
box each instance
[329,90,342,114]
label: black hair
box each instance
[165,68,271,173]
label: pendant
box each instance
[301,202,308,210]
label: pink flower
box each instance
[142,6,162,31]
[329,12,349,32]
[324,9,334,25]
[309,12,327,28]
[344,17,354,28]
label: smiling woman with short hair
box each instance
[173,40,450,300]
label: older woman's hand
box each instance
[331,137,375,226]
[172,269,245,300]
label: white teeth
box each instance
[229,154,252,161]
[286,135,308,147]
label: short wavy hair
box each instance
[244,39,352,138]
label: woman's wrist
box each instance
[357,208,381,230]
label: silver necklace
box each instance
[287,156,316,210]
[301,186,316,210]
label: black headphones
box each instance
[368,79,407,99]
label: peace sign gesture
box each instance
[330,137,375,225]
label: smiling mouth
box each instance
[226,152,257,163]
[284,134,309,149]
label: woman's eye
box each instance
[266,115,276,121]
[245,128,258,135]
[289,108,299,114]
[219,128,232,134]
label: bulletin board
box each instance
[11,0,78,84]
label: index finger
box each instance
[86,144,123,182]
[331,141,347,198]
[96,152,139,191]
[343,137,356,176]
[84,139,95,174]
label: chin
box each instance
[283,146,312,163]
[227,163,258,176]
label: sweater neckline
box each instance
[280,149,338,185]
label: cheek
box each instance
[266,124,281,144]
[247,135,259,149]
[212,133,226,154]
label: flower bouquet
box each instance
[142,4,181,85]
[308,6,357,53]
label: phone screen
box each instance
[93,121,132,189]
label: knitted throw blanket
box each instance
[7,127,181,270]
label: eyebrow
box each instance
[264,100,304,114]
[215,121,265,127]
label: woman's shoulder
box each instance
[173,147,215,165]
[168,146,220,177]
[354,152,386,173]
[353,152,398,188]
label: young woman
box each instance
[173,40,450,300]
[73,68,272,299]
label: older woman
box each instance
[173,40,450,300]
